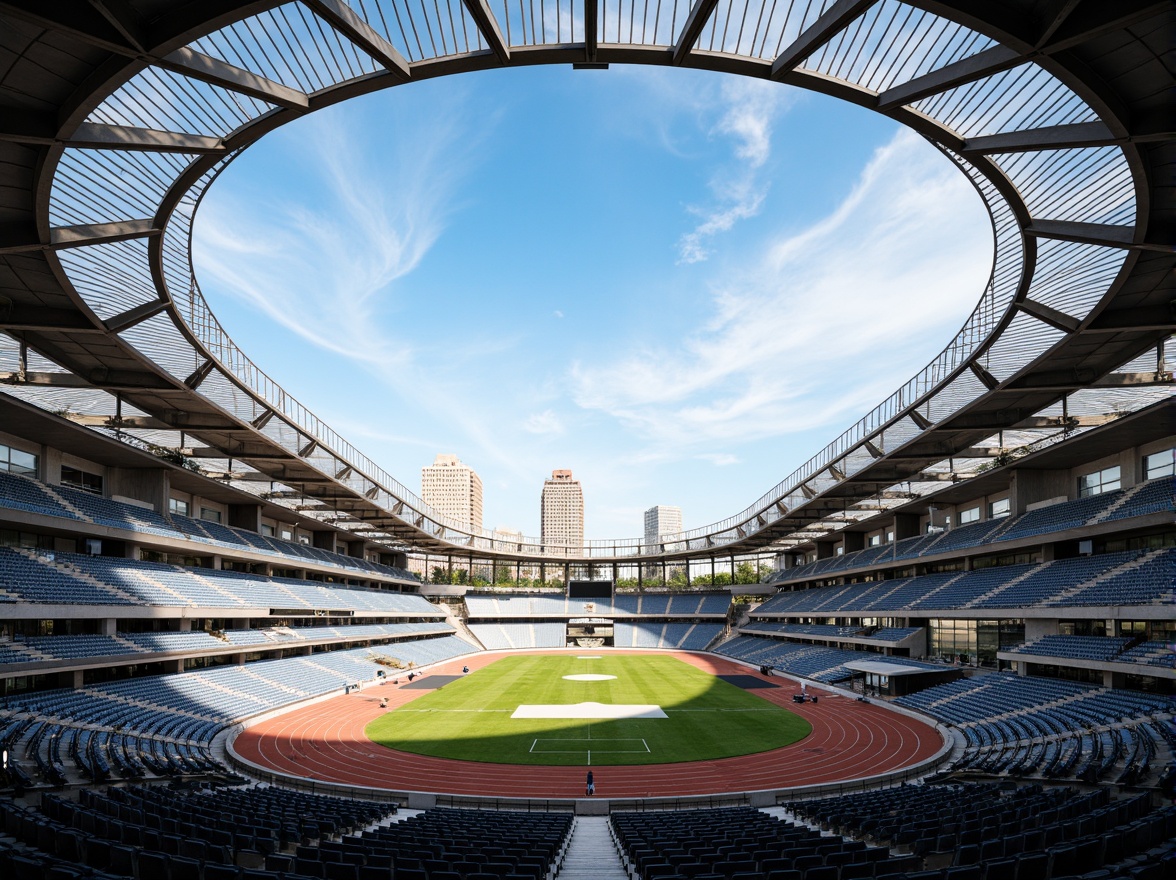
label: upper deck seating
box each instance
[770,476,1175,584]
[0,547,443,614]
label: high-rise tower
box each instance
[644,505,683,550]
[541,469,584,555]
[421,454,483,533]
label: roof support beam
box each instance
[184,359,216,390]
[1025,220,1170,252]
[961,121,1115,154]
[1016,298,1081,333]
[86,0,147,52]
[0,300,99,332]
[0,371,94,388]
[1,219,159,254]
[68,122,225,154]
[1039,0,1172,53]
[103,299,169,333]
[876,44,1021,110]
[460,0,509,64]
[160,48,309,111]
[908,409,932,430]
[672,0,721,65]
[0,368,173,390]
[0,0,139,53]
[584,0,598,61]
[968,361,1001,391]
[771,0,877,80]
[302,0,412,80]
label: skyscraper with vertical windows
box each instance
[644,505,683,550]
[421,454,483,533]
[541,469,584,555]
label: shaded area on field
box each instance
[398,675,462,689]
[718,675,781,690]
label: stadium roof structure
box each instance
[0,0,1172,564]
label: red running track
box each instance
[232,651,943,798]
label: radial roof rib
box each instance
[66,123,225,154]
[0,0,142,53]
[302,0,411,80]
[771,0,879,80]
[876,44,1023,110]
[461,0,510,64]
[159,48,309,111]
[961,122,1116,154]
[584,0,599,62]
[671,0,721,65]
[0,220,161,255]
[1025,220,1163,252]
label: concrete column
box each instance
[99,619,117,635]
[893,514,921,541]
[178,619,192,632]
[227,503,262,533]
[107,467,169,514]
[163,659,184,674]
[233,654,245,666]
[841,532,866,554]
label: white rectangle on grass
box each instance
[530,738,650,754]
[512,701,666,720]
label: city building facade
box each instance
[421,454,483,533]
[541,470,584,556]
[644,505,683,550]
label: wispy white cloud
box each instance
[523,410,565,436]
[572,128,993,457]
[677,78,792,264]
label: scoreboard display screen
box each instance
[567,580,613,600]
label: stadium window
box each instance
[200,507,222,523]
[168,498,189,516]
[0,443,38,476]
[989,498,1010,518]
[959,506,980,524]
[1078,465,1120,497]
[60,465,102,495]
[298,535,310,545]
[886,531,894,543]
[835,546,844,556]
[868,535,881,546]
[260,523,274,536]
[1144,448,1174,479]
[280,527,293,540]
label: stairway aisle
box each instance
[557,816,629,880]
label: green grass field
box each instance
[365,654,810,766]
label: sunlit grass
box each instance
[365,654,810,765]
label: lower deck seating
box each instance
[896,673,1172,780]
[612,805,909,880]
[785,781,1176,880]
[0,637,476,757]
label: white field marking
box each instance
[511,702,666,720]
[562,674,617,681]
[529,737,651,757]
[576,656,602,659]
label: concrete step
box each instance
[557,815,628,880]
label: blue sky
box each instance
[192,64,992,541]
